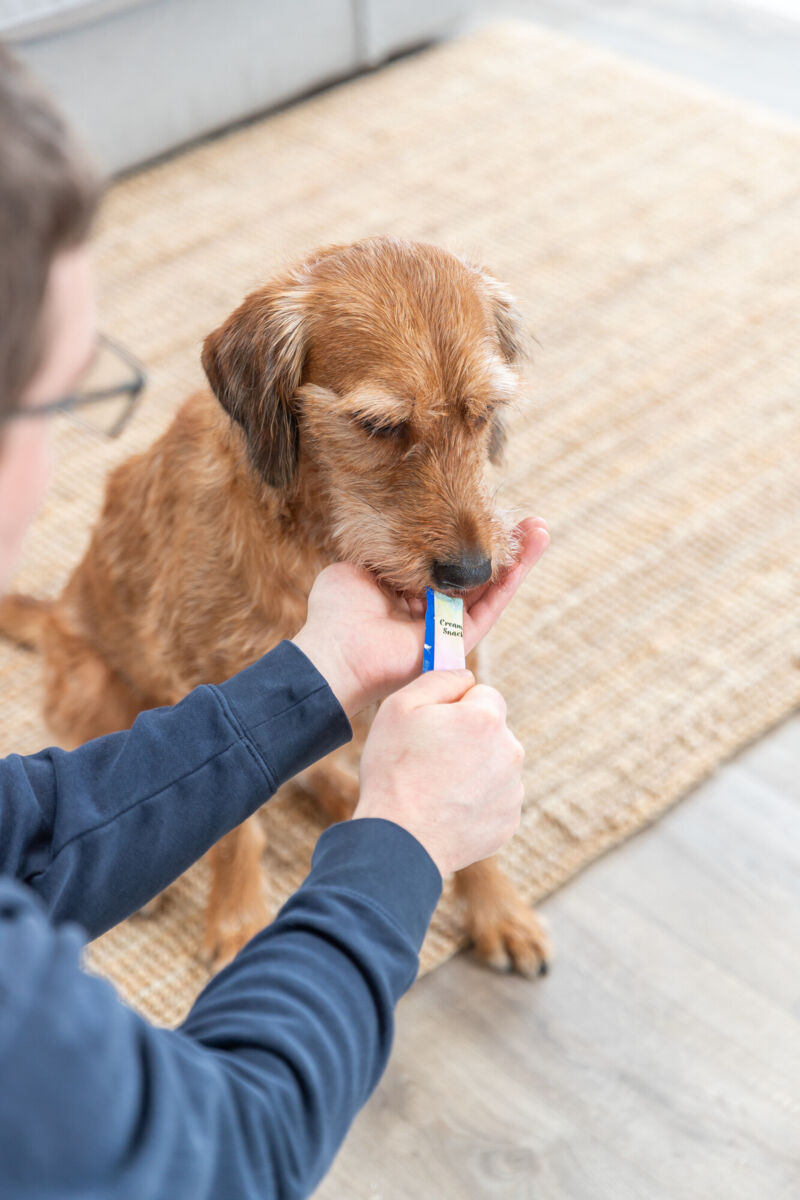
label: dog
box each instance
[0,236,550,975]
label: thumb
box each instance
[392,668,475,711]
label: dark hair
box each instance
[0,43,101,414]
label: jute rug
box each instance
[2,23,799,1027]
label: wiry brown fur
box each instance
[0,237,550,973]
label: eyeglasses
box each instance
[1,334,146,438]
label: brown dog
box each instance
[0,236,550,974]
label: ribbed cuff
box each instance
[308,819,443,952]
[214,641,352,790]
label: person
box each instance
[0,46,549,1200]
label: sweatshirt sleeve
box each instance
[0,819,442,1200]
[0,641,351,938]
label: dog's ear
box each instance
[474,269,526,464]
[467,261,529,366]
[202,281,308,488]
[493,291,527,365]
[484,276,528,366]
[488,408,507,466]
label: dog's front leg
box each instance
[203,815,268,970]
[454,857,550,977]
[454,646,551,977]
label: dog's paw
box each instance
[202,904,270,973]
[467,899,551,978]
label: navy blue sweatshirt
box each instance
[0,640,442,1199]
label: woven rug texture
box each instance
[1,23,799,1027]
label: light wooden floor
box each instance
[315,4,800,1196]
[317,715,800,1199]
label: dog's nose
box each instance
[432,554,492,591]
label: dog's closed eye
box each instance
[352,413,409,441]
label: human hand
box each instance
[291,516,549,717]
[353,669,524,878]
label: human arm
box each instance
[0,640,351,937]
[1,596,536,1200]
[0,665,525,1200]
[0,817,440,1200]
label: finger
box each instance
[464,522,549,650]
[516,516,550,566]
[391,668,475,710]
[525,515,549,535]
[459,682,508,723]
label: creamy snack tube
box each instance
[422,587,466,672]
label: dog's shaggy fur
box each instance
[1,237,550,973]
